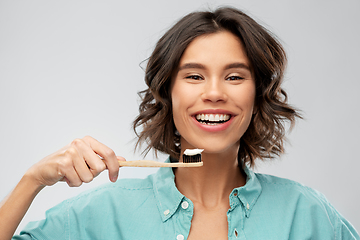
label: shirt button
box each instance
[181,201,189,209]
[164,209,170,216]
[246,203,250,210]
[176,234,184,240]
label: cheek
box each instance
[171,98,181,126]
[171,84,181,115]
[171,80,196,111]
[232,83,256,112]
[171,80,199,132]
[171,81,186,127]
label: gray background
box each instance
[1,0,359,234]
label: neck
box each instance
[174,150,246,208]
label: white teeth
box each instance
[195,113,231,123]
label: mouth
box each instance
[195,113,231,125]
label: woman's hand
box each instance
[25,136,122,188]
[0,136,123,238]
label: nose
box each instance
[201,78,227,103]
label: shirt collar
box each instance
[233,165,262,217]
[152,157,262,221]
[152,158,184,222]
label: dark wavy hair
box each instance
[133,7,301,167]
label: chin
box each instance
[180,133,241,154]
[189,141,240,156]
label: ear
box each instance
[252,102,258,115]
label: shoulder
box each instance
[253,173,359,239]
[256,172,322,194]
[48,175,160,227]
[18,174,163,239]
[255,172,335,209]
[255,172,335,215]
[66,175,155,206]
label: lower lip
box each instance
[192,116,234,132]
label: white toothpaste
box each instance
[184,149,204,156]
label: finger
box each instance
[62,166,83,187]
[117,156,126,164]
[82,136,119,182]
[70,138,105,180]
[82,150,106,178]
[61,145,88,187]
[71,148,95,184]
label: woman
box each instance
[1,7,359,239]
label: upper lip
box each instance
[192,109,236,116]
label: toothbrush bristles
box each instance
[183,153,202,163]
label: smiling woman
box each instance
[134,8,299,168]
[1,6,359,240]
[171,31,256,155]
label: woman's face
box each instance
[171,31,256,154]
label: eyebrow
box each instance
[177,62,250,71]
[224,62,250,71]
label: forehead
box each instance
[178,31,250,68]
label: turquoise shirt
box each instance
[14,159,359,239]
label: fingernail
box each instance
[111,174,118,182]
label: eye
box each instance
[226,75,244,81]
[185,75,203,80]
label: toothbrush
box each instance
[117,149,204,167]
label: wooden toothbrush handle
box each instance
[118,160,203,167]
